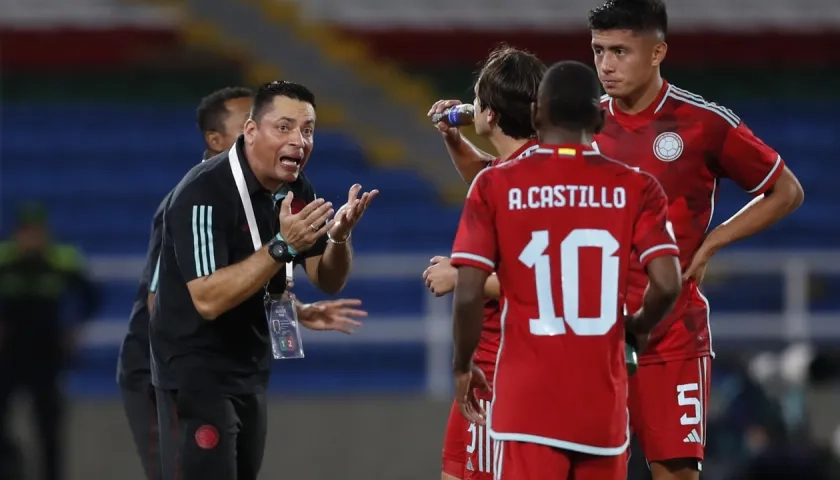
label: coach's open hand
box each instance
[279,193,335,252]
[422,256,457,296]
[454,363,490,426]
[298,298,367,334]
[329,184,379,240]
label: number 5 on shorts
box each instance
[677,383,701,425]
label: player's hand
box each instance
[279,193,335,253]
[683,245,713,285]
[428,99,463,144]
[298,298,366,334]
[422,256,457,297]
[454,363,490,425]
[329,184,379,241]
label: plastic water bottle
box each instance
[431,104,475,127]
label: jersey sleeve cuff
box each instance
[450,252,495,273]
[746,155,785,196]
[639,244,680,266]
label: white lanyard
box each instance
[228,144,294,282]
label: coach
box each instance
[150,81,377,479]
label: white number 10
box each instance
[519,229,620,336]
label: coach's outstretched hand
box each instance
[329,184,379,241]
[279,193,335,252]
[455,363,490,426]
[298,298,367,334]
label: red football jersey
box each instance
[450,145,679,455]
[473,139,539,386]
[594,82,785,364]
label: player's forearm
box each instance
[632,256,682,334]
[452,268,489,373]
[187,246,282,320]
[445,136,495,184]
[705,169,803,254]
[483,274,500,299]
[314,239,352,294]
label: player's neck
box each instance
[614,75,664,115]
[489,131,528,161]
[539,130,591,146]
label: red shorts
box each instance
[628,355,712,463]
[441,393,494,479]
[495,440,626,480]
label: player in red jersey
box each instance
[423,46,545,480]
[587,1,805,478]
[450,60,683,480]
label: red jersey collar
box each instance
[533,143,592,158]
[505,138,538,161]
[607,80,671,129]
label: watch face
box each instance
[271,241,287,260]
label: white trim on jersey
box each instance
[697,357,706,445]
[451,252,495,270]
[489,301,630,457]
[653,84,673,114]
[638,244,679,264]
[518,144,540,159]
[746,154,783,194]
[600,93,611,104]
[705,178,717,233]
[697,290,715,359]
[667,87,741,128]
[493,441,505,480]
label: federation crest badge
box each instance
[653,132,684,162]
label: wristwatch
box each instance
[267,236,295,263]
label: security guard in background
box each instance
[0,203,99,480]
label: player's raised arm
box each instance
[685,116,804,281]
[626,175,682,344]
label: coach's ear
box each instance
[243,118,258,146]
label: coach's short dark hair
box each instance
[250,81,317,123]
[196,86,254,134]
[475,45,546,140]
[588,0,668,37]
[539,61,604,132]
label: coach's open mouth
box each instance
[279,156,301,167]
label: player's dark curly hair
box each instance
[250,81,317,123]
[196,86,254,135]
[475,44,547,140]
[539,61,605,134]
[588,0,668,37]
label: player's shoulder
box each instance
[584,150,662,190]
[663,84,742,128]
[170,156,232,207]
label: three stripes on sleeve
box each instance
[191,205,217,277]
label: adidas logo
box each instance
[466,458,474,471]
[683,429,702,443]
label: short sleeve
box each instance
[166,185,232,282]
[717,120,785,196]
[450,168,498,273]
[633,174,680,266]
